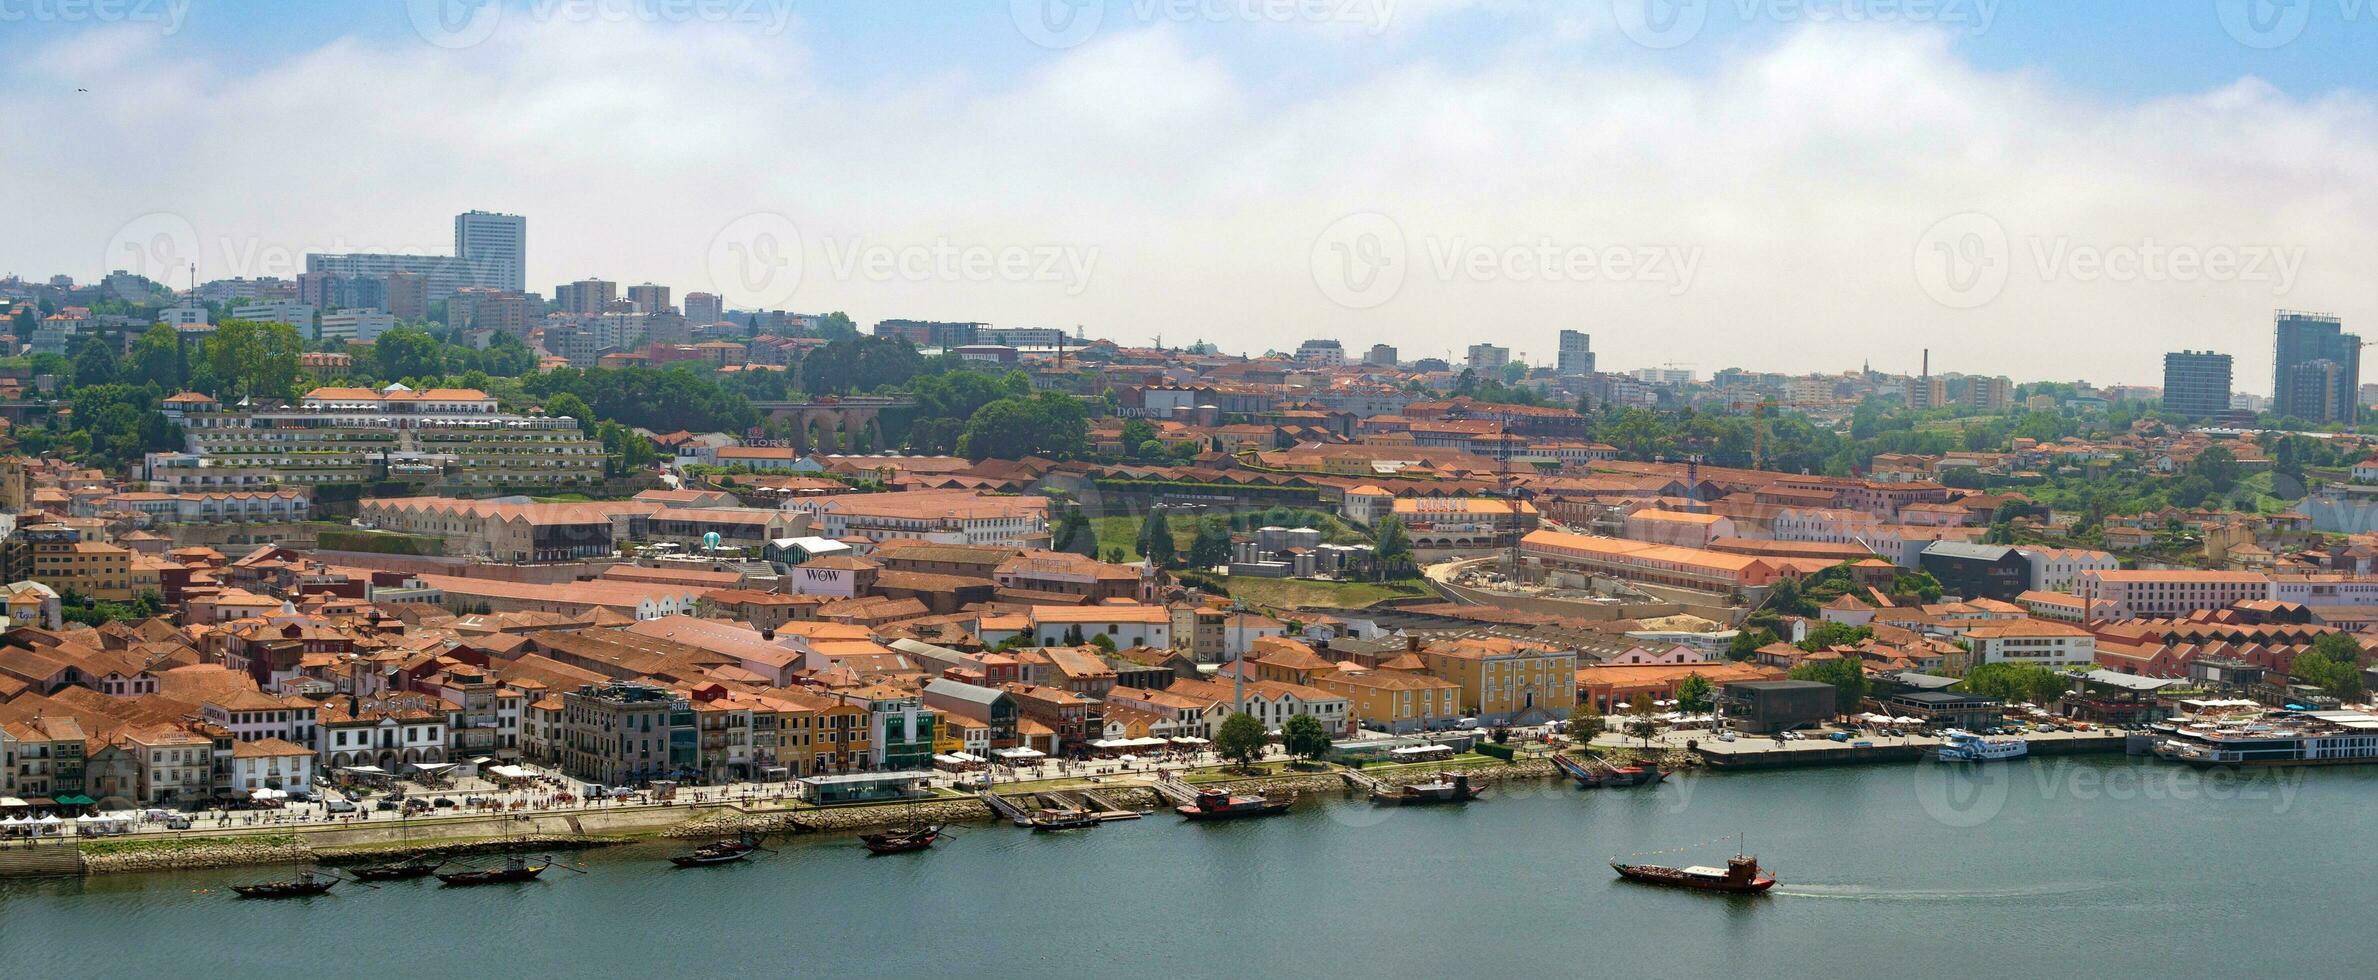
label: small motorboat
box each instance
[349,854,444,881]
[859,824,943,855]
[670,835,762,867]
[436,853,548,886]
[1176,788,1293,821]
[232,870,335,899]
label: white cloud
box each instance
[4,15,2376,388]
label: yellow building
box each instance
[1313,669,1463,734]
[34,540,137,600]
[1420,637,1577,725]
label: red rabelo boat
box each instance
[1611,838,1776,894]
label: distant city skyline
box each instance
[8,5,2378,385]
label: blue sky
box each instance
[61,1,2372,101]
[6,2,2377,384]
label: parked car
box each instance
[431,797,458,808]
[325,799,356,815]
[374,799,400,812]
[1827,732,1852,742]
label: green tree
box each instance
[1625,712,1660,746]
[1120,418,1158,458]
[1566,705,1605,742]
[1280,713,1333,763]
[1675,673,1715,713]
[1187,515,1234,569]
[1373,516,1415,579]
[2291,633,2368,701]
[202,319,302,401]
[1787,657,1867,714]
[375,326,448,382]
[1727,627,1778,661]
[126,323,184,390]
[1958,662,2070,705]
[1138,507,1177,568]
[70,333,119,387]
[1765,578,1818,618]
[815,311,859,340]
[957,391,1087,461]
[1798,621,1873,653]
[545,392,597,435]
[1215,711,1269,768]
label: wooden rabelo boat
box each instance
[1370,773,1484,806]
[349,854,444,881]
[1175,788,1293,821]
[436,853,549,886]
[859,823,944,854]
[1553,752,1667,789]
[231,870,335,899]
[670,834,764,868]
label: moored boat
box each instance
[1935,729,2027,762]
[1370,773,1484,806]
[1027,808,1101,831]
[231,870,335,899]
[1553,752,1668,788]
[436,853,548,886]
[669,835,761,868]
[860,824,944,854]
[349,854,444,881]
[1176,788,1293,821]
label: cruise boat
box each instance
[2153,710,2378,766]
[1935,729,2027,762]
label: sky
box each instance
[4,1,2377,389]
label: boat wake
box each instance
[1770,881,2109,902]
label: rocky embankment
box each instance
[77,833,628,875]
[665,798,995,839]
[80,836,315,875]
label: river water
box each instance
[1,757,2361,978]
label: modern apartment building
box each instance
[2273,311,2360,425]
[625,283,672,313]
[554,279,618,315]
[682,291,723,326]
[2162,350,2233,419]
[319,308,397,344]
[1556,329,1595,376]
[454,210,527,292]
